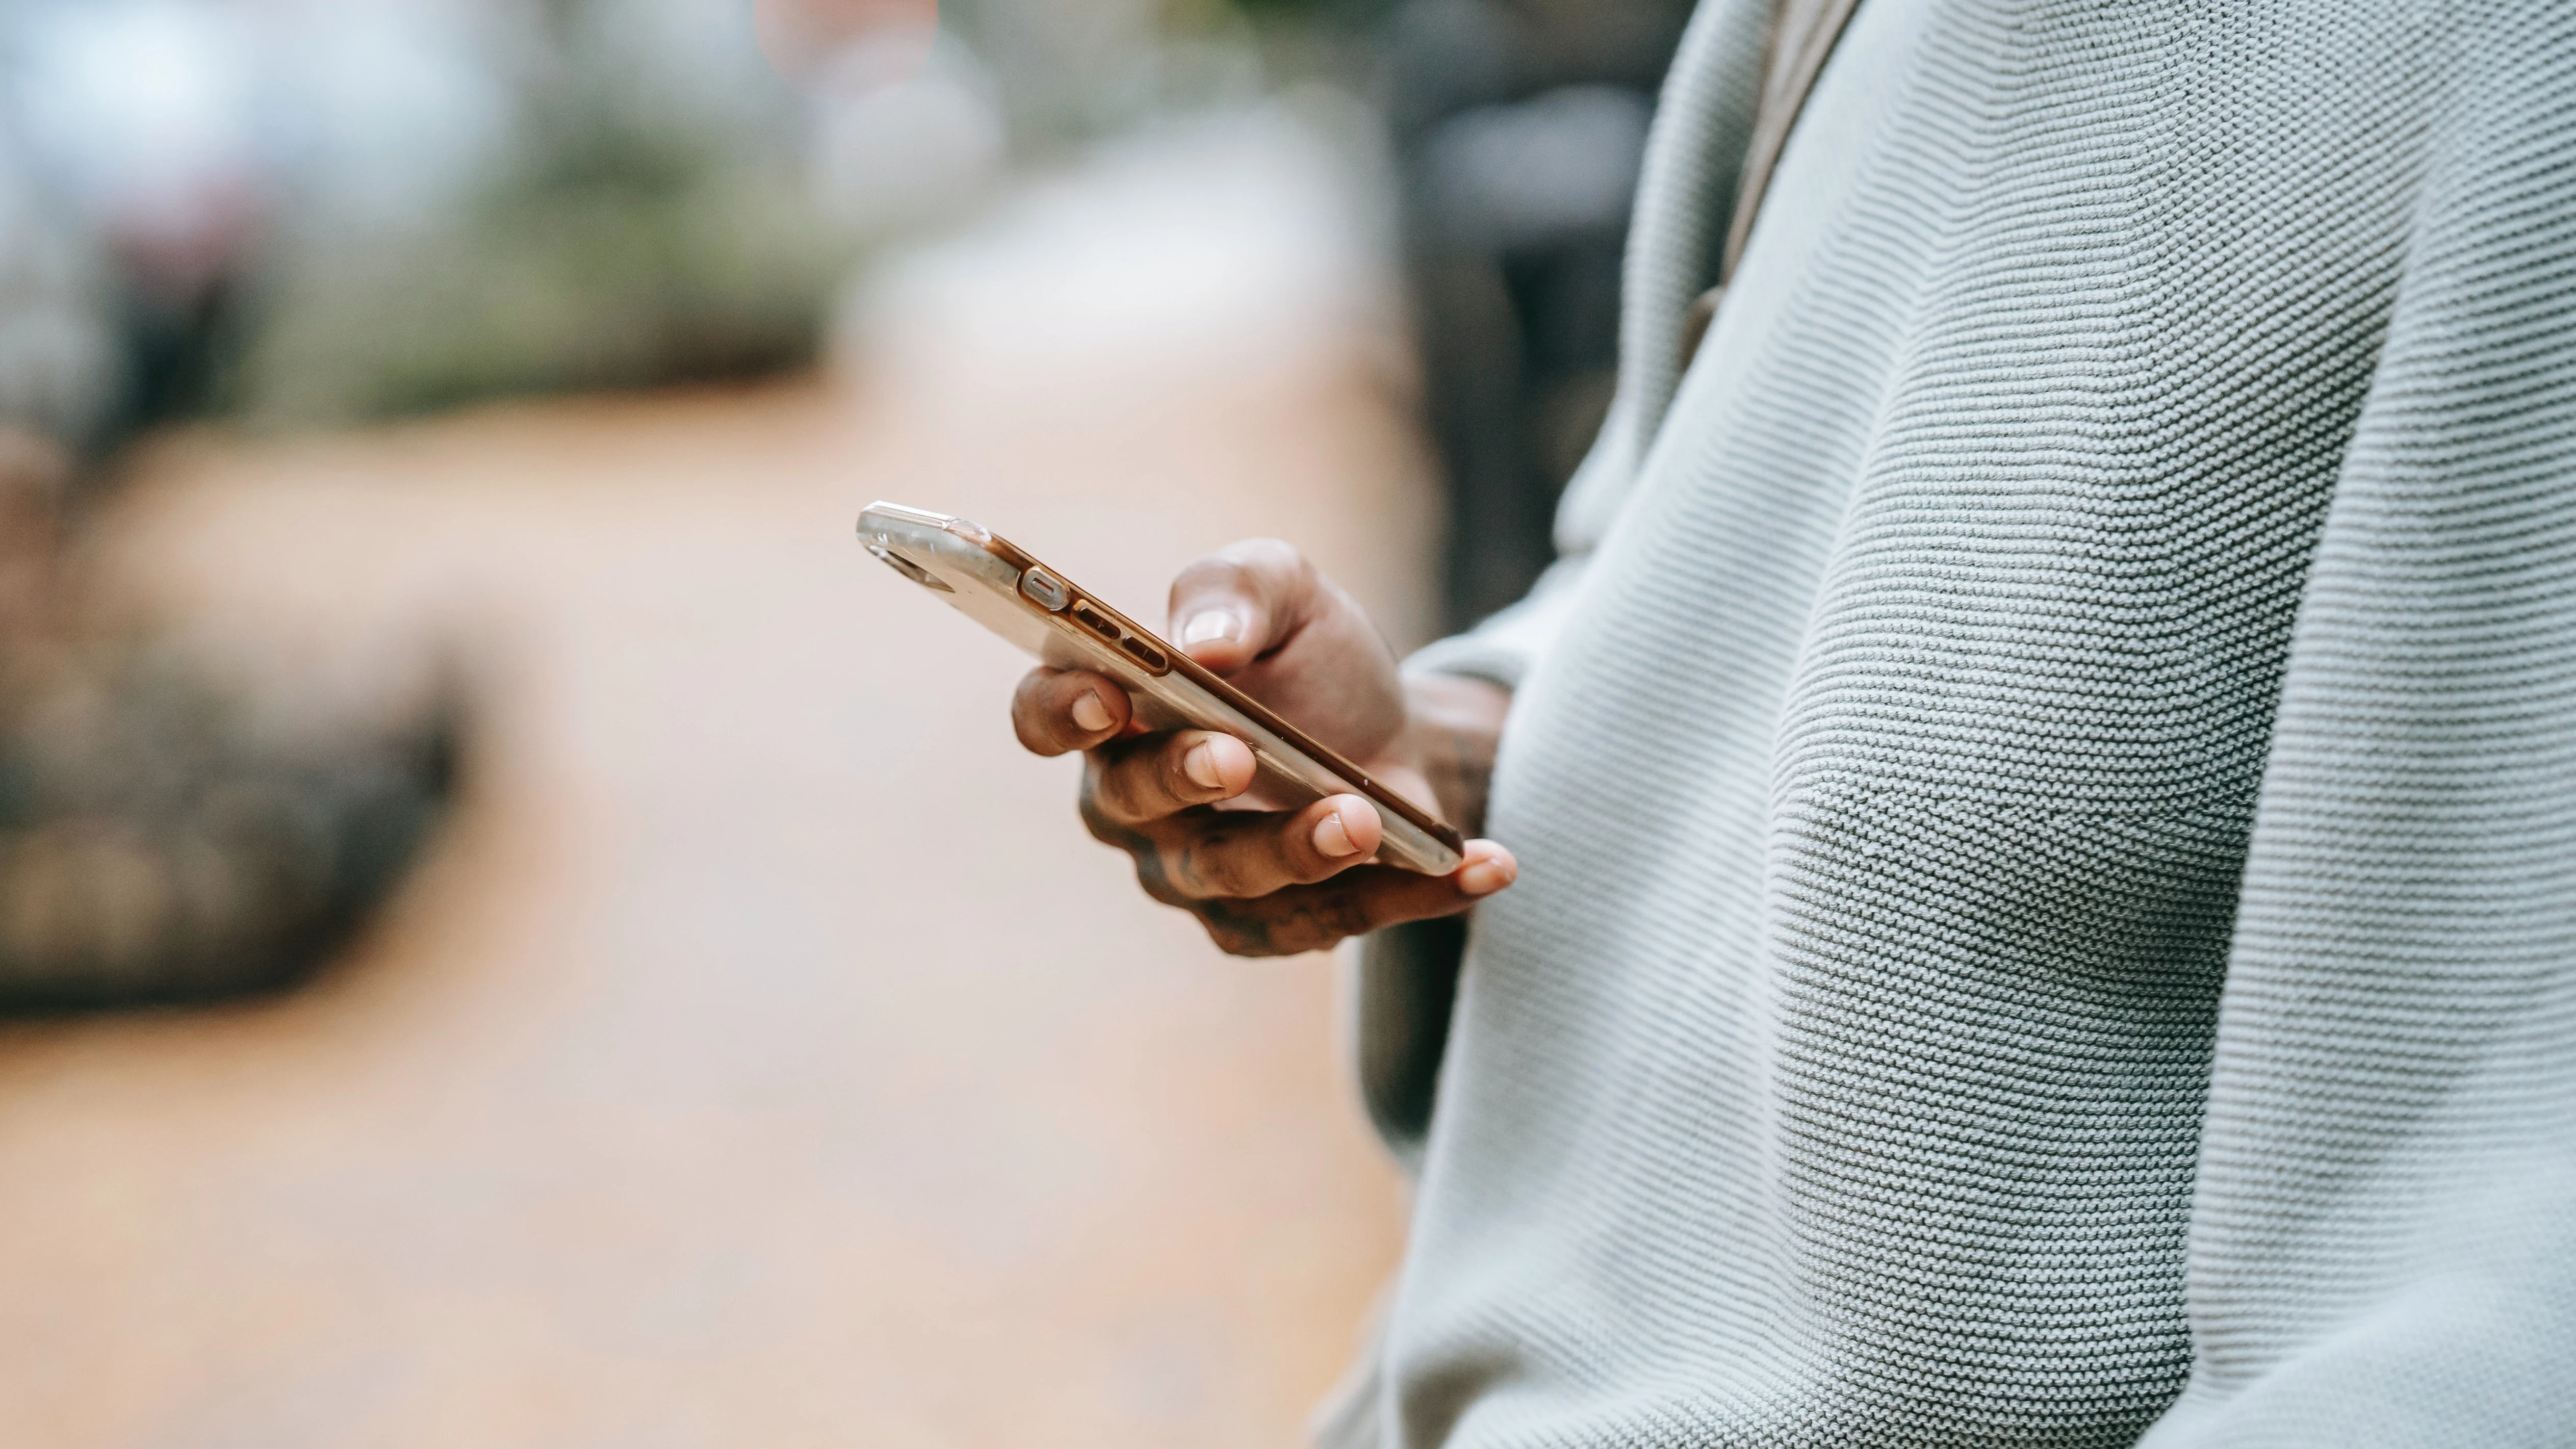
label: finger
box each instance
[1086,729,1256,827]
[1012,667,1130,756]
[1157,794,1384,900]
[1196,840,1519,958]
[1166,538,1316,673]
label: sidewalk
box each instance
[0,111,1435,1449]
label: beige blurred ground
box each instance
[0,113,1436,1449]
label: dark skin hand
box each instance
[1010,539,1516,958]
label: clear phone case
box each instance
[858,502,1464,875]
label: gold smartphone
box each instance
[859,502,1465,874]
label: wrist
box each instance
[1400,674,1511,838]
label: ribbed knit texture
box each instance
[1331,1,2576,1445]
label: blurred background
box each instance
[0,0,1682,1442]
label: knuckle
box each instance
[1077,759,1114,823]
[1159,826,1230,900]
[1169,556,1254,616]
[1089,769,1136,824]
[1283,888,1373,952]
[1158,839,1203,898]
[1173,552,1249,589]
[1222,536,1303,576]
[1022,711,1079,757]
[1192,904,1259,957]
[1090,753,1158,824]
[1197,831,1260,899]
[1079,764,1159,856]
[1173,539,1307,620]
[1077,791,1119,844]
[1325,889,1376,939]
[1124,764,1183,821]
[1196,899,1292,958]
[1128,849,1187,907]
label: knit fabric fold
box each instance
[1345,1,2576,1444]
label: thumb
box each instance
[1167,538,1316,675]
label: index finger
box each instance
[1011,666,1131,757]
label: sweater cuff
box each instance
[1401,555,1591,692]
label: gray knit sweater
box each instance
[1322,1,2576,1445]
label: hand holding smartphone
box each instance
[859,503,1517,955]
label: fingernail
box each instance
[1180,609,1245,647]
[1458,851,1516,896]
[1070,690,1112,733]
[1311,811,1359,859]
[1183,739,1225,789]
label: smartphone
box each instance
[858,502,1465,875]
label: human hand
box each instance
[1010,539,1515,957]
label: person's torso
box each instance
[1371,0,2459,1442]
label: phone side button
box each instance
[1118,636,1170,674]
[1020,567,1071,612]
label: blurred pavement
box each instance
[0,111,1436,1449]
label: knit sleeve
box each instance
[2141,22,2576,1441]
[1401,552,1592,690]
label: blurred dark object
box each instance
[1380,0,1689,629]
[0,640,456,1013]
[0,430,68,641]
[0,431,456,1012]
[1355,911,1463,1172]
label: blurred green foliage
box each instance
[225,5,858,426]
[218,0,1343,428]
